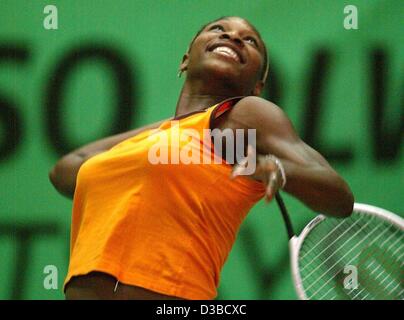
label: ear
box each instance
[179,52,190,72]
[252,80,265,96]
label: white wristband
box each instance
[265,155,287,189]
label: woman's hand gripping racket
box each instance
[231,145,286,202]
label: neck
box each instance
[174,76,245,118]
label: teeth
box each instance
[212,46,240,62]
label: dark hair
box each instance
[187,16,269,82]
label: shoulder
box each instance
[228,96,294,134]
[236,96,277,110]
[232,96,287,123]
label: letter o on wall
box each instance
[44,45,135,156]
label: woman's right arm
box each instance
[49,117,172,199]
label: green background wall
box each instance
[0,0,402,299]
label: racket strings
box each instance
[338,229,402,300]
[297,212,403,300]
[309,224,401,299]
[300,216,367,273]
[304,221,386,296]
[301,215,378,281]
[299,218,350,261]
[308,233,402,299]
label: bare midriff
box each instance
[65,271,184,300]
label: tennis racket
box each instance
[274,193,404,300]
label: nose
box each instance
[219,31,244,47]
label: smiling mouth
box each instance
[211,46,241,63]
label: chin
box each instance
[201,61,241,81]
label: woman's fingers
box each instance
[231,157,247,178]
[246,144,255,162]
[265,170,279,201]
[230,146,282,202]
[231,165,244,178]
[231,145,255,179]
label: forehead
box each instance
[205,17,258,34]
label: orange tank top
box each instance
[64,98,266,299]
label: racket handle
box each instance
[275,192,295,239]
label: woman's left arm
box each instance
[228,96,354,218]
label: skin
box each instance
[50,17,354,299]
[175,17,266,117]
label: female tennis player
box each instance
[49,16,354,300]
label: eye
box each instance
[209,24,225,32]
[245,36,258,47]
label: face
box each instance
[180,17,266,95]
